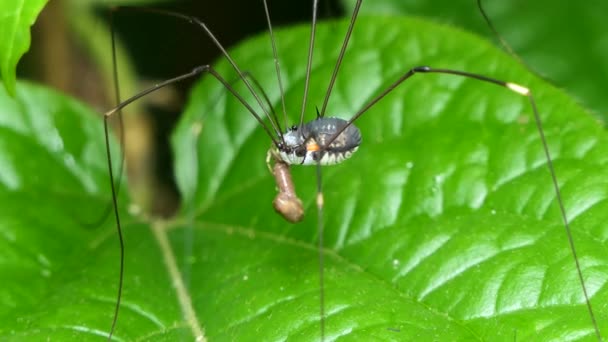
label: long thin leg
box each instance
[262,0,289,133]
[298,4,321,337]
[113,6,284,141]
[82,9,127,230]
[320,65,601,340]
[318,0,363,118]
[106,10,127,340]
[104,115,124,341]
[476,0,521,64]
[297,0,319,130]
[105,65,279,146]
[241,71,283,139]
[103,64,281,339]
[315,161,325,340]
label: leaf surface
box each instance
[0,0,48,95]
[342,0,608,123]
[1,16,607,341]
[171,17,608,340]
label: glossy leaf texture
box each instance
[0,0,48,96]
[1,16,607,341]
[0,81,127,339]
[172,17,608,340]
[342,0,608,124]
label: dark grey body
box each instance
[273,117,362,166]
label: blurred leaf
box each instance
[341,0,608,124]
[0,0,48,95]
[64,0,158,212]
[75,0,169,5]
[1,16,608,341]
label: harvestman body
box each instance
[269,117,361,222]
[101,0,603,340]
[272,117,361,167]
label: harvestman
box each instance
[101,0,602,340]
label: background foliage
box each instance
[342,0,608,124]
[1,0,607,341]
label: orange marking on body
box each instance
[307,143,320,152]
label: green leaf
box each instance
[341,0,608,123]
[0,0,48,96]
[172,17,608,340]
[0,81,126,338]
[1,16,608,341]
[72,0,170,5]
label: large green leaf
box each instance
[0,81,126,338]
[0,0,48,96]
[172,16,608,340]
[342,0,608,124]
[2,15,608,341]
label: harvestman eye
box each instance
[100,0,603,340]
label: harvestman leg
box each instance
[102,62,287,339]
[311,66,602,340]
[102,4,313,338]
[301,0,602,339]
[101,2,602,341]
